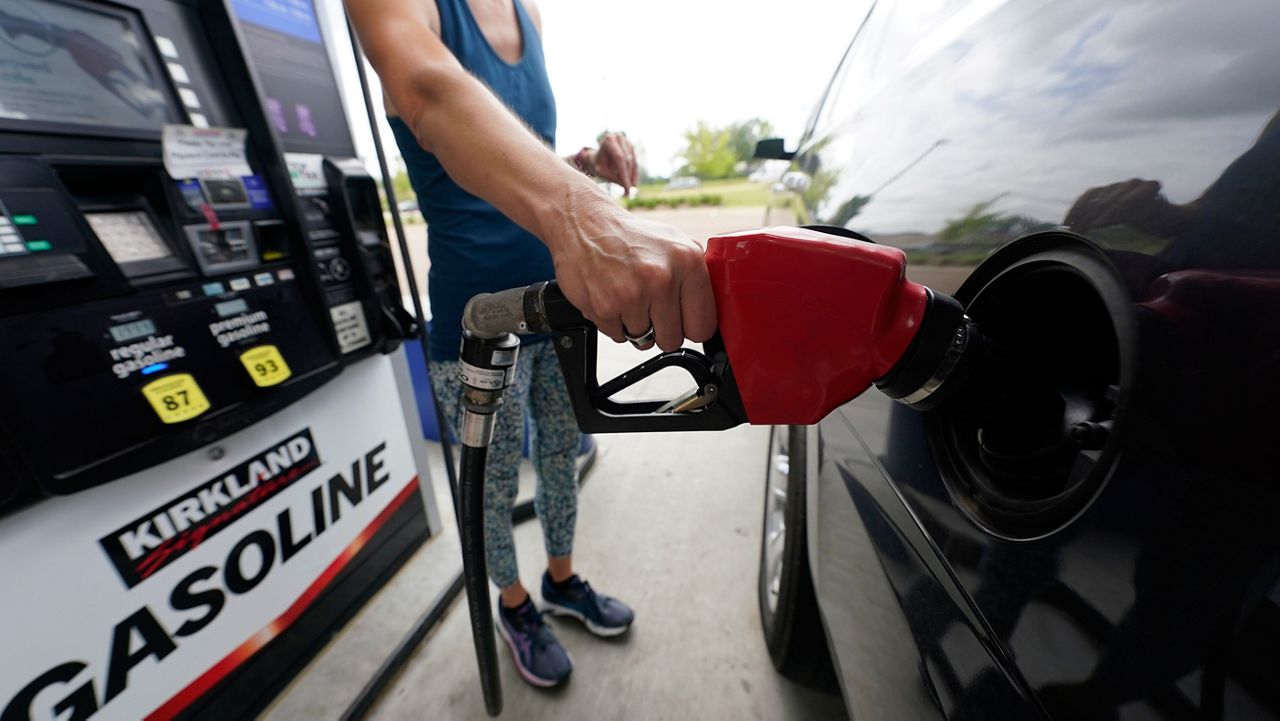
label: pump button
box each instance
[240,345,292,387]
[142,374,211,424]
[329,256,352,281]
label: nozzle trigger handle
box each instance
[463,281,748,433]
[550,327,748,433]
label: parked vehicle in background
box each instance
[757,1,1280,719]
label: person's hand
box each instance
[592,132,639,196]
[549,193,716,352]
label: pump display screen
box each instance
[86,211,173,264]
[231,0,356,156]
[0,0,179,133]
[216,298,249,317]
[108,318,156,343]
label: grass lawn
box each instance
[631,178,774,207]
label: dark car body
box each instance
[760,1,1280,719]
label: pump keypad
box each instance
[0,222,24,256]
[141,373,211,423]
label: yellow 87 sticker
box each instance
[240,345,292,387]
[141,374,211,424]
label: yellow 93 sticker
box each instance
[240,345,292,387]
[141,374,211,424]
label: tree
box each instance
[938,198,1054,247]
[725,118,774,171]
[392,169,415,202]
[827,194,871,227]
[678,121,738,180]
[677,117,775,180]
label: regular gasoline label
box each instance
[141,373,211,423]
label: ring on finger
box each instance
[624,324,656,348]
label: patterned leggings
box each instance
[429,340,580,589]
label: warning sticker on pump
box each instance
[162,124,252,181]
[331,300,372,353]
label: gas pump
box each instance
[221,0,414,358]
[0,1,436,719]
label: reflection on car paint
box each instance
[801,0,1280,719]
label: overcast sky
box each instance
[319,0,872,177]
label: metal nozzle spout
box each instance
[876,287,1065,449]
[461,286,531,338]
[461,281,591,339]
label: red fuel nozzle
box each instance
[706,227,932,424]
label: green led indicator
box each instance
[11,215,37,226]
[25,240,50,251]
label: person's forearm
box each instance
[398,66,612,252]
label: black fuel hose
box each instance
[459,442,503,716]
[340,448,598,721]
[454,331,521,716]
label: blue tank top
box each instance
[389,0,557,361]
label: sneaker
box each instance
[496,598,573,688]
[541,572,635,637]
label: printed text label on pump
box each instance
[240,345,292,387]
[141,374,211,423]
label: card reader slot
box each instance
[185,221,258,275]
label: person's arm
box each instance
[347,0,713,351]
